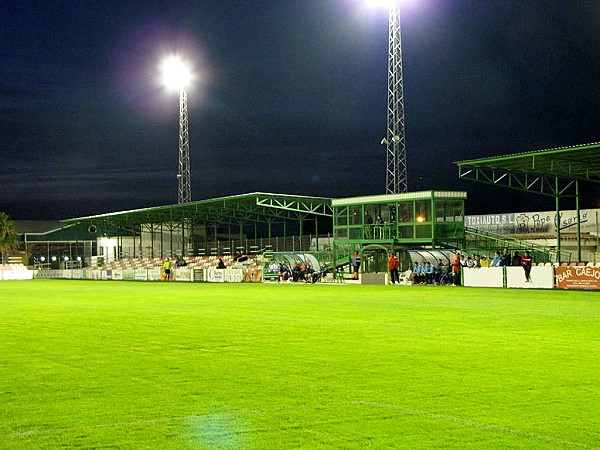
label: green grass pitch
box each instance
[0,280,598,449]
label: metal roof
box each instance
[60,192,333,228]
[456,141,600,196]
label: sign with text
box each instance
[555,266,600,290]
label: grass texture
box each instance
[0,280,599,449]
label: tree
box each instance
[0,212,18,263]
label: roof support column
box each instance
[555,177,561,263]
[576,179,581,262]
[315,216,319,252]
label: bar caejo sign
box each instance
[555,266,600,290]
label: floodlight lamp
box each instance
[367,0,399,9]
[51,256,57,262]
[161,55,192,90]
[39,256,46,262]
[416,215,425,223]
[76,256,82,262]
[392,135,401,143]
[63,256,70,262]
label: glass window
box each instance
[397,203,413,223]
[416,224,432,239]
[336,207,348,226]
[351,206,362,225]
[415,201,431,223]
[435,201,446,222]
[453,201,464,222]
[349,228,362,240]
[397,225,413,239]
[336,228,348,239]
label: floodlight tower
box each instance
[380,2,407,194]
[162,55,192,204]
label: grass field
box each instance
[0,280,598,449]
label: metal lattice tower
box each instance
[178,88,192,204]
[385,6,408,194]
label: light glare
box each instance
[161,55,192,89]
[366,0,399,9]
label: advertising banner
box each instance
[555,266,600,290]
[175,268,192,282]
[147,268,162,281]
[193,269,205,282]
[224,269,244,283]
[206,269,225,283]
[112,270,123,281]
[123,270,135,281]
[134,269,148,281]
[465,208,598,235]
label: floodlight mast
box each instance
[178,87,191,204]
[162,55,192,204]
[384,4,407,194]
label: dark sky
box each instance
[2,0,599,220]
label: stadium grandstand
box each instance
[4,142,600,288]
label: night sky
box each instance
[2,0,599,220]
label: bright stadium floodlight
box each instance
[160,54,193,204]
[161,55,192,90]
[367,0,397,8]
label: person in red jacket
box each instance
[388,253,400,285]
[521,251,533,282]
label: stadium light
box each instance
[160,54,193,204]
[161,55,192,90]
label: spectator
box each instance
[451,254,462,285]
[365,211,373,238]
[511,251,522,266]
[424,261,435,284]
[522,251,533,282]
[412,261,423,284]
[279,262,291,281]
[217,258,226,269]
[500,248,511,266]
[374,215,384,238]
[351,251,361,280]
[490,251,502,267]
[388,253,400,285]
[292,261,302,282]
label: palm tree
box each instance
[0,212,18,263]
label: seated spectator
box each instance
[292,262,302,282]
[279,263,291,281]
[490,251,502,267]
[423,261,435,284]
[176,255,187,267]
[511,251,522,266]
[500,248,511,266]
[217,258,226,269]
[412,261,424,284]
